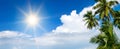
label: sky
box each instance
[0,0,120,49]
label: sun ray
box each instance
[37,24,47,33]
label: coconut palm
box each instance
[90,20,120,49]
[93,0,118,20]
[83,0,120,49]
[84,11,98,29]
[90,32,120,49]
[90,32,108,49]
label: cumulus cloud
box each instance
[52,10,88,33]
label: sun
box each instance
[18,3,41,28]
[25,13,39,27]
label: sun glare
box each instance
[25,13,39,27]
[19,3,46,49]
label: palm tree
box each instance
[90,33,120,49]
[93,0,118,20]
[90,20,120,49]
[90,32,108,49]
[84,11,98,29]
[83,0,120,49]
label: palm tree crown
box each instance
[84,11,98,29]
[94,0,118,20]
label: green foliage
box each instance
[84,11,98,29]
[83,0,120,49]
[114,11,120,29]
[90,21,120,49]
[93,0,118,20]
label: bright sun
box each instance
[25,13,39,27]
[19,3,42,29]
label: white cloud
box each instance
[0,30,97,49]
[0,30,31,38]
[33,35,58,46]
[0,30,34,46]
[52,10,88,33]
[33,32,98,47]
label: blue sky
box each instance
[0,0,95,32]
[0,0,120,49]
